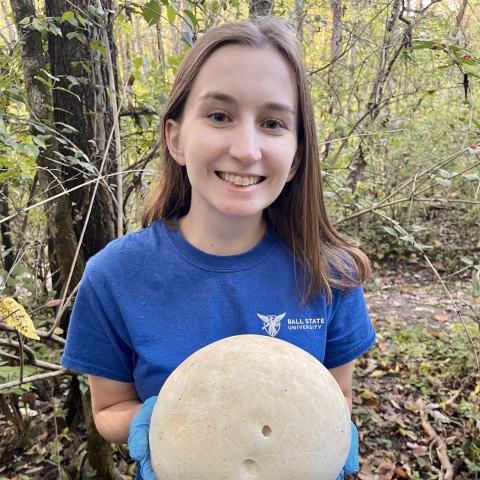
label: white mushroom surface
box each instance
[149,334,351,480]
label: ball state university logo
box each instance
[257,312,286,337]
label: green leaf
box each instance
[142,0,161,26]
[211,0,219,12]
[55,122,79,133]
[435,177,451,187]
[323,191,336,198]
[32,136,47,149]
[66,32,86,43]
[461,257,473,265]
[472,270,480,298]
[399,234,415,245]
[61,11,75,22]
[167,5,176,23]
[88,5,100,16]
[34,75,51,87]
[91,40,107,58]
[66,75,79,86]
[134,57,144,70]
[6,277,21,286]
[382,226,398,237]
[46,23,62,36]
[24,143,40,158]
[54,86,81,102]
[183,9,198,27]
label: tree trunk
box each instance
[295,0,304,41]
[9,0,84,288]
[45,0,118,260]
[43,2,120,478]
[0,182,15,272]
[326,0,343,91]
[454,0,469,43]
[156,19,165,64]
[249,0,272,18]
[82,388,120,480]
[367,0,403,120]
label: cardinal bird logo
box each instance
[257,312,286,337]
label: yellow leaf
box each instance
[360,389,375,400]
[0,297,40,340]
[370,369,387,378]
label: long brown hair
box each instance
[142,17,371,303]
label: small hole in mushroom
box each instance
[262,425,271,437]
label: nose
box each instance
[228,121,262,165]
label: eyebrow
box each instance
[200,91,296,117]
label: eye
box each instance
[263,119,285,130]
[208,111,229,122]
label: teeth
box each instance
[219,172,261,186]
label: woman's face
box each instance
[166,44,299,226]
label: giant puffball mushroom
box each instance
[149,334,351,480]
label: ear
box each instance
[165,119,185,166]
[286,146,302,182]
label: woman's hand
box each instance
[128,396,158,480]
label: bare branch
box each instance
[0,368,68,391]
[0,338,64,370]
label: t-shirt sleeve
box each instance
[323,285,376,369]
[61,265,135,382]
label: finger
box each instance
[140,452,159,480]
[128,430,149,461]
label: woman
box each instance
[62,17,375,479]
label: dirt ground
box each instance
[354,267,480,480]
[0,267,479,480]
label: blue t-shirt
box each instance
[61,220,376,402]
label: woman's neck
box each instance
[177,212,266,256]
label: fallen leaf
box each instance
[365,398,380,409]
[411,445,428,457]
[404,401,420,412]
[378,342,390,353]
[358,463,375,480]
[360,389,375,400]
[394,466,409,478]
[405,430,418,441]
[390,399,401,409]
[45,299,62,307]
[377,458,396,479]
[433,313,449,322]
[0,297,40,340]
[385,315,396,326]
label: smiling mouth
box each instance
[216,172,265,186]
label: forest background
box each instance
[0,0,479,479]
